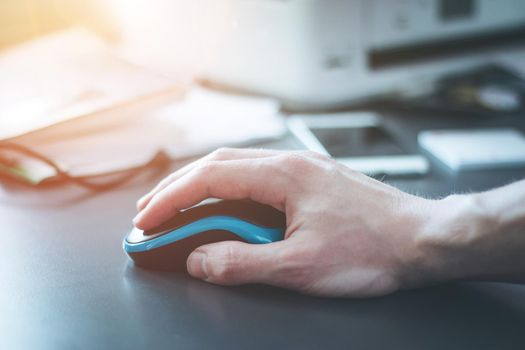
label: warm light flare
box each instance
[105,0,237,80]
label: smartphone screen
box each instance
[310,126,407,158]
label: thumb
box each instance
[186,240,284,286]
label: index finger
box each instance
[136,148,284,211]
[133,156,288,230]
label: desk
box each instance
[2,111,525,349]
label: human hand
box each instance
[133,148,451,297]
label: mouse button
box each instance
[126,227,149,244]
[140,201,225,238]
[142,208,206,236]
[158,199,270,222]
[205,200,286,227]
[229,200,286,227]
[201,200,266,219]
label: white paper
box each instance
[0,28,176,140]
[418,128,525,171]
[154,87,287,158]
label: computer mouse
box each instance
[123,199,286,271]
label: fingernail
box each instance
[132,211,145,227]
[187,251,208,279]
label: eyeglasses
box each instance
[0,141,170,191]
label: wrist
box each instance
[398,193,493,290]
[411,193,496,285]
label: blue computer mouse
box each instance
[123,199,286,271]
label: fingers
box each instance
[133,156,288,230]
[186,240,289,286]
[136,148,283,211]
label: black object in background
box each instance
[375,64,525,116]
[440,0,475,21]
[311,126,407,158]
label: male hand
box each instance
[133,148,442,297]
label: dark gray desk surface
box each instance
[2,110,525,349]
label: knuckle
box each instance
[194,160,218,177]
[162,172,179,184]
[300,150,330,161]
[154,171,178,189]
[207,244,240,283]
[279,153,319,173]
[209,147,234,160]
[323,157,343,175]
[302,151,338,168]
[298,150,340,173]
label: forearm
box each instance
[417,180,525,285]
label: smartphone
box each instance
[287,112,428,176]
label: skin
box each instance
[133,148,525,298]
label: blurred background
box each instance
[1,0,111,46]
[1,0,525,186]
[3,0,525,108]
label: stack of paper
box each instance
[155,88,286,159]
[0,28,177,140]
[0,29,287,186]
